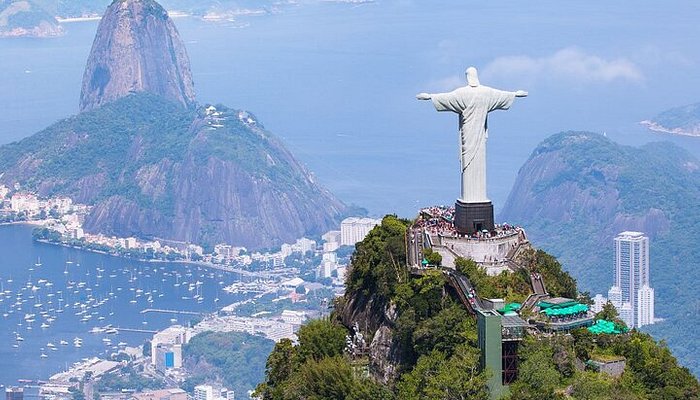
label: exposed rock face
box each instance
[79,0,195,112]
[338,292,404,385]
[498,131,700,289]
[0,94,347,249]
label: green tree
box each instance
[509,338,563,400]
[296,319,347,362]
[255,339,296,400]
[423,248,443,266]
[397,344,488,400]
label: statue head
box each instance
[466,67,480,87]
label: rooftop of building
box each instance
[616,231,646,238]
[501,314,529,328]
[341,217,381,224]
[131,388,186,400]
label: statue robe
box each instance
[431,85,515,203]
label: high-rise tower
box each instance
[611,231,654,328]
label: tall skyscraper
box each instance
[611,231,654,328]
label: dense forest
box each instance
[255,216,700,399]
[182,331,274,397]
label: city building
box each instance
[5,387,24,400]
[151,326,188,366]
[607,286,621,308]
[22,386,40,400]
[619,302,634,328]
[592,294,607,314]
[610,231,654,328]
[194,386,214,400]
[280,310,306,326]
[322,230,341,245]
[637,285,655,327]
[10,193,39,213]
[340,217,380,246]
[154,343,183,371]
[131,389,188,400]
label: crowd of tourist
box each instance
[414,206,524,241]
[416,206,457,236]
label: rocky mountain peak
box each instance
[79,0,196,112]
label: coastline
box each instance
[32,238,286,279]
[56,16,102,23]
[0,220,44,227]
[640,120,700,138]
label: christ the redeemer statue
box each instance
[417,67,527,234]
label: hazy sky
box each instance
[1,1,699,215]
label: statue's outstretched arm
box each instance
[416,93,432,100]
[515,90,528,97]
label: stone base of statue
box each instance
[454,200,494,235]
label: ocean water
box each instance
[0,224,244,385]
[0,0,699,384]
[1,2,700,217]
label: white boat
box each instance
[60,340,68,346]
[40,353,48,358]
[40,323,50,329]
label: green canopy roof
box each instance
[541,303,588,317]
[497,302,522,314]
[587,319,628,335]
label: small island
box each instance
[642,102,700,137]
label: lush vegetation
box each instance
[182,331,274,397]
[1,3,57,30]
[0,93,332,242]
[503,131,700,374]
[257,213,700,399]
[96,365,165,392]
[254,319,393,399]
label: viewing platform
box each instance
[408,205,531,275]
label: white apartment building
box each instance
[340,217,380,246]
[322,230,341,245]
[637,285,655,327]
[592,294,607,314]
[151,326,188,365]
[194,386,214,400]
[610,231,654,328]
[10,193,39,213]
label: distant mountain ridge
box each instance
[500,131,700,375]
[0,0,348,248]
[642,102,700,137]
[0,0,63,37]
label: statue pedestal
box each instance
[454,200,494,235]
